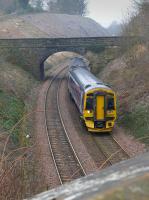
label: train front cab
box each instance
[83,89,116,132]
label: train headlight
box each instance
[107,110,113,114]
[87,110,90,113]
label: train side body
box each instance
[68,59,116,133]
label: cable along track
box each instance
[45,68,86,185]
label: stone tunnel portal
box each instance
[39,48,86,80]
[42,51,87,80]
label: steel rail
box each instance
[44,66,67,185]
[57,77,87,177]
[112,135,130,158]
[94,134,130,166]
[44,64,86,185]
[92,137,113,166]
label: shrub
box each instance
[118,106,149,143]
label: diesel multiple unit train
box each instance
[68,57,117,133]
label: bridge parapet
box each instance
[0,37,136,48]
[28,153,149,200]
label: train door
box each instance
[96,96,105,120]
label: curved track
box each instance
[92,134,130,167]
[44,68,86,185]
[57,78,130,170]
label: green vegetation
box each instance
[17,0,29,9]
[0,0,87,15]
[0,58,38,145]
[118,106,149,144]
[0,90,26,144]
[48,0,87,16]
[0,0,31,14]
[0,59,38,197]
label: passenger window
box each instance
[86,98,93,110]
[107,98,114,110]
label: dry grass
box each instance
[0,109,47,199]
[0,57,41,199]
[0,58,38,100]
[0,126,31,199]
[0,146,31,199]
[98,44,149,144]
[85,48,119,74]
[100,45,149,110]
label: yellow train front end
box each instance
[83,88,116,133]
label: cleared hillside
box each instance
[0,12,108,38]
[21,13,108,37]
[0,15,49,38]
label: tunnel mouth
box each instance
[42,52,87,80]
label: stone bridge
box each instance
[0,37,137,80]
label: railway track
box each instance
[59,78,130,170]
[44,67,86,185]
[92,134,130,167]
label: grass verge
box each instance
[0,90,34,199]
[0,90,26,145]
[118,106,149,145]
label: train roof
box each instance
[70,57,89,68]
[70,67,111,92]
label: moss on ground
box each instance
[0,90,28,145]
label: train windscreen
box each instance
[107,95,115,110]
[86,97,93,110]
